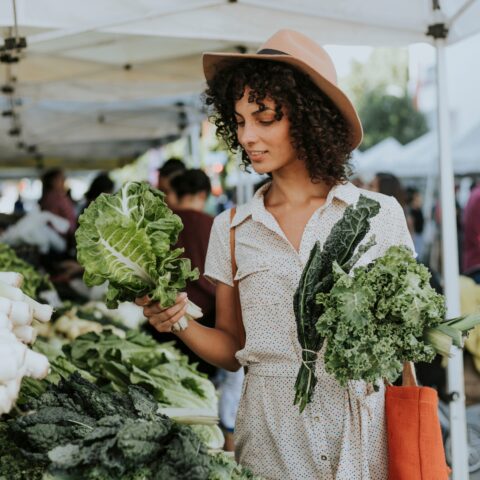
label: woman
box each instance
[137,30,414,480]
[369,172,407,209]
[157,157,186,209]
[39,168,77,235]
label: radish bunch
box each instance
[0,272,53,415]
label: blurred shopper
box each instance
[172,169,243,450]
[463,181,480,284]
[39,169,77,236]
[78,172,115,219]
[369,172,407,208]
[369,172,414,235]
[157,157,186,208]
[406,186,425,259]
[85,172,114,208]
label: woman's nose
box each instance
[238,123,258,146]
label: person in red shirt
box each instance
[463,182,480,284]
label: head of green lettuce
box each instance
[75,181,199,309]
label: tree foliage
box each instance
[357,89,429,151]
[341,48,429,151]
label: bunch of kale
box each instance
[315,245,446,389]
[3,373,212,480]
[293,195,381,412]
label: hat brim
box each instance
[203,52,363,151]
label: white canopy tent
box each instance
[356,122,480,178]
[2,1,480,476]
[353,137,403,177]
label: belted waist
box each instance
[245,362,318,378]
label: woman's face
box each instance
[234,88,297,175]
[53,172,65,192]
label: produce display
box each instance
[316,245,480,388]
[0,271,53,415]
[293,195,380,412]
[62,330,217,410]
[0,373,261,479]
[1,314,262,478]
[18,328,222,445]
[35,301,129,341]
[0,254,262,478]
[76,181,202,331]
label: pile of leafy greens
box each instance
[62,330,217,410]
[3,373,261,479]
[209,452,262,480]
[293,195,380,412]
[18,330,221,449]
[75,181,198,309]
[0,242,52,298]
[3,373,212,480]
[315,245,480,389]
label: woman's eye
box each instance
[236,122,245,128]
[259,120,274,125]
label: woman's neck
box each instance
[265,166,332,208]
[176,196,205,212]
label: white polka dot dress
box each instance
[204,182,415,480]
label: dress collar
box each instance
[230,180,361,228]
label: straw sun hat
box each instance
[203,29,363,151]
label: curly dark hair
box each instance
[204,59,353,185]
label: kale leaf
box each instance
[293,195,380,412]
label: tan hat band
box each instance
[257,48,288,55]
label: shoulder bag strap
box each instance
[402,361,418,386]
[229,207,246,350]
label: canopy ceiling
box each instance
[0,0,478,168]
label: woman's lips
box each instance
[247,150,268,161]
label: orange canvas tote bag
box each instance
[386,362,450,480]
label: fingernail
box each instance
[179,292,187,299]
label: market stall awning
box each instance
[1,0,479,165]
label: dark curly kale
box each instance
[1,373,217,480]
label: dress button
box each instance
[321,455,328,461]
[314,416,320,422]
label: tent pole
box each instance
[435,36,469,479]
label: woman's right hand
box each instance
[135,292,188,333]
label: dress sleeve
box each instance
[204,210,234,287]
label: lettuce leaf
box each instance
[76,181,199,308]
[61,331,218,411]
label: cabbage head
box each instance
[76,181,199,308]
